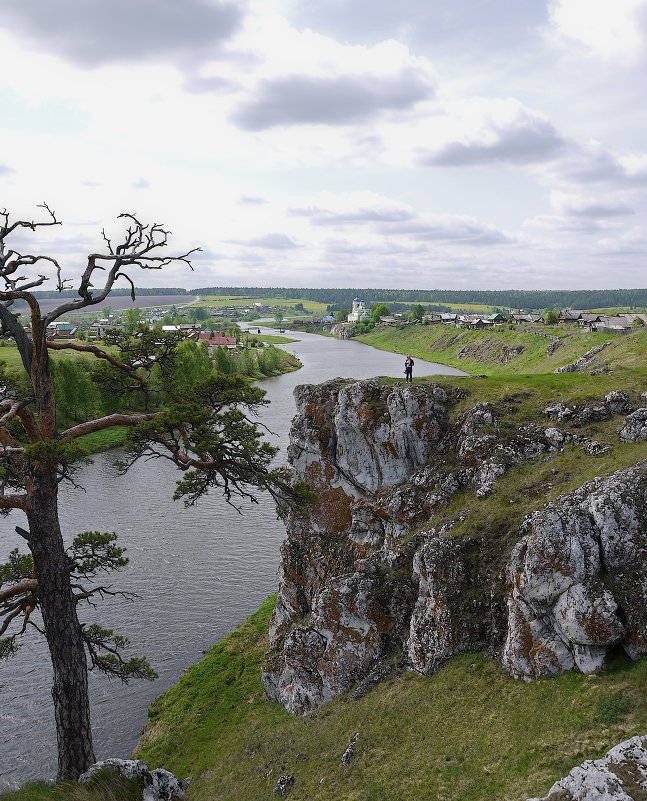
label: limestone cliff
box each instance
[262,379,647,715]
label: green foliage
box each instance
[596,694,632,724]
[371,303,391,321]
[193,284,647,312]
[24,438,90,467]
[162,339,212,401]
[188,306,208,321]
[67,532,128,575]
[335,309,350,322]
[273,309,284,324]
[544,309,559,325]
[122,308,142,333]
[214,346,234,375]
[0,548,33,584]
[82,624,158,682]
[410,303,425,321]
[51,358,105,426]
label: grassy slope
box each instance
[129,370,647,801]
[132,599,647,801]
[357,324,647,376]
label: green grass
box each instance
[356,324,647,377]
[254,334,298,345]
[129,598,647,801]
[0,772,141,801]
[76,426,130,452]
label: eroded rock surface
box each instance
[527,735,647,801]
[262,379,647,715]
[503,463,647,679]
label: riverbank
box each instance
[355,324,647,376]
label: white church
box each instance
[347,297,371,323]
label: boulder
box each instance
[619,408,647,443]
[503,462,647,680]
[79,759,189,801]
[527,735,647,801]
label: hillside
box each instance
[356,324,647,376]
[130,371,647,801]
[131,598,647,801]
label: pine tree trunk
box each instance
[27,469,95,781]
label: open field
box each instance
[12,295,197,317]
[193,295,329,315]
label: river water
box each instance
[0,328,464,787]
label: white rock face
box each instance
[619,408,647,443]
[79,759,189,801]
[503,463,647,680]
[527,735,647,801]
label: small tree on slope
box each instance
[0,206,303,781]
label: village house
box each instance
[199,331,238,350]
[558,309,583,324]
[45,321,78,339]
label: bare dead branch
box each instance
[0,579,37,605]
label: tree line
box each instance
[192,286,647,311]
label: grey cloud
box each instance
[0,0,243,67]
[230,233,301,249]
[557,148,647,186]
[184,75,238,94]
[420,117,566,167]
[132,178,150,190]
[565,201,634,218]
[288,205,414,225]
[290,0,545,52]
[380,217,514,245]
[0,164,15,175]
[232,68,434,130]
[238,195,268,205]
[524,214,603,234]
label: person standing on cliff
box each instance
[404,355,414,382]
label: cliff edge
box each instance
[262,379,647,715]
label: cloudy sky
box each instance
[1,0,646,290]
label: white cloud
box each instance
[547,0,647,65]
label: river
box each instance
[0,328,464,788]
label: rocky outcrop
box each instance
[619,408,647,443]
[79,759,189,801]
[504,462,647,679]
[527,735,647,801]
[262,379,647,716]
[554,341,611,373]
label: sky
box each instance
[0,0,646,291]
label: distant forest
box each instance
[28,286,647,310]
[192,286,647,311]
